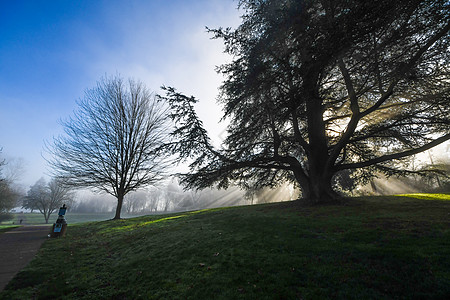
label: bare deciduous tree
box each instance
[23,178,73,223]
[47,76,170,219]
[0,149,22,221]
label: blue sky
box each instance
[0,0,241,188]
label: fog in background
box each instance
[5,142,448,219]
[68,179,299,216]
[358,145,450,196]
[57,144,450,216]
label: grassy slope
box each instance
[0,225,19,234]
[1,194,449,299]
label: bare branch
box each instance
[46,76,170,219]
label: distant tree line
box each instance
[0,149,22,222]
[67,180,246,214]
[67,179,301,215]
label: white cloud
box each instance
[74,1,241,145]
[1,0,242,187]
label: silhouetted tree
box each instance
[48,76,170,219]
[163,0,450,203]
[146,188,162,212]
[23,178,73,223]
[0,150,21,221]
[162,181,184,212]
[123,191,148,214]
[0,182,18,222]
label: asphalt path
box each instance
[0,225,50,291]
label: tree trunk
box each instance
[42,208,49,224]
[114,193,124,220]
[304,172,341,204]
[293,166,341,204]
[300,73,341,204]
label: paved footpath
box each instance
[0,226,50,291]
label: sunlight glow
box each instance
[395,194,450,201]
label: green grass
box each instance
[1,212,116,225]
[0,225,19,234]
[396,193,450,201]
[1,194,449,299]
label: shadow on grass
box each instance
[1,195,449,299]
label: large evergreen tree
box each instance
[164,0,450,203]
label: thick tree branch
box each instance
[327,59,362,168]
[336,133,450,170]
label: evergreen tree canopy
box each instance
[164,0,450,202]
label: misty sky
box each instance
[0,0,241,187]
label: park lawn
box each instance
[1,194,449,299]
[2,212,162,226]
[0,225,19,234]
[1,212,117,225]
